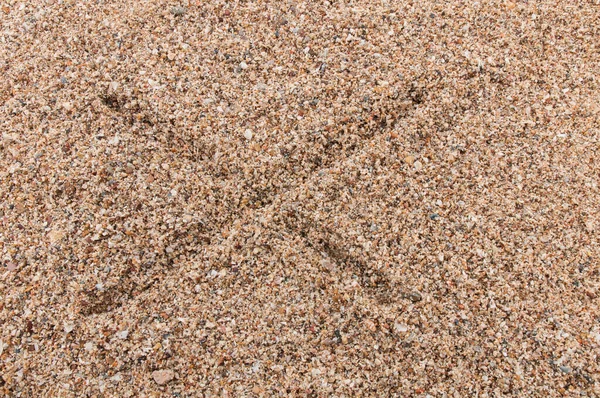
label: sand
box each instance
[1,0,599,396]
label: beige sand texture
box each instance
[1,0,599,396]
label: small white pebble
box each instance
[171,6,186,16]
[152,369,175,385]
[243,129,253,140]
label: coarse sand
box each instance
[1,0,599,396]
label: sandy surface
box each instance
[1,0,600,396]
